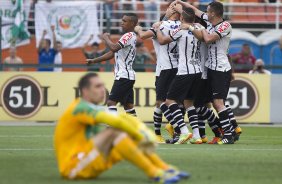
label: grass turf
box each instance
[0,126,282,184]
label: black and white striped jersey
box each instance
[115,32,137,80]
[170,28,202,75]
[201,13,232,72]
[200,42,208,79]
[151,20,181,73]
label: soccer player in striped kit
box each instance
[87,13,138,116]
[134,5,181,143]
[155,7,203,144]
[176,0,242,144]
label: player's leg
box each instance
[166,75,195,144]
[111,132,181,183]
[108,80,122,112]
[225,104,242,141]
[123,80,137,116]
[94,128,179,183]
[208,69,234,144]
[153,75,165,143]
[196,105,222,144]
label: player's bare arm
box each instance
[134,26,154,40]
[180,23,204,41]
[201,29,220,44]
[86,51,114,65]
[38,29,47,52]
[51,25,58,50]
[174,0,204,18]
[102,33,122,52]
[82,34,93,52]
[156,28,173,45]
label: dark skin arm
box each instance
[134,26,155,40]
[102,33,122,52]
[86,51,115,65]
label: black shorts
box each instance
[194,79,212,107]
[109,78,135,104]
[167,73,201,102]
[207,69,231,100]
[155,68,177,101]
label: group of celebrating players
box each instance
[88,0,242,145]
[54,1,244,183]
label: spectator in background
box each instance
[54,41,63,72]
[231,43,256,73]
[134,42,154,72]
[249,59,271,75]
[144,0,159,28]
[82,35,107,71]
[104,0,116,31]
[38,26,58,71]
[4,47,23,71]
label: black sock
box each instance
[218,108,233,136]
[197,106,221,137]
[198,114,206,138]
[186,106,200,137]
[153,107,162,135]
[226,105,238,129]
[125,108,137,116]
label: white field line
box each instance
[0,148,282,151]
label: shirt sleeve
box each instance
[201,13,209,22]
[215,21,232,38]
[169,28,182,41]
[118,32,134,48]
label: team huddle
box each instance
[54,1,243,183]
[88,0,242,145]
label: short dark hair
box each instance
[124,13,138,25]
[208,1,224,17]
[182,7,195,23]
[91,42,99,47]
[78,73,98,94]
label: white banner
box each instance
[35,1,100,49]
[1,0,31,49]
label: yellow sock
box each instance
[146,153,169,170]
[113,133,159,178]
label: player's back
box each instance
[158,20,181,70]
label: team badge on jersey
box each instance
[121,32,133,45]
[217,22,230,33]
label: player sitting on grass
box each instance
[54,73,190,184]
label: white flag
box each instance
[1,0,31,49]
[35,1,100,49]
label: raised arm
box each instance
[38,30,47,52]
[86,51,115,65]
[51,25,57,50]
[101,33,122,52]
[175,0,204,18]
[156,28,174,45]
[181,23,204,41]
[201,29,220,44]
[82,34,94,53]
[134,26,155,40]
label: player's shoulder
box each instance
[216,20,232,33]
[119,32,136,46]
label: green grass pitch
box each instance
[0,125,282,184]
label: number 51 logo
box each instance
[1,76,43,119]
[226,77,259,120]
